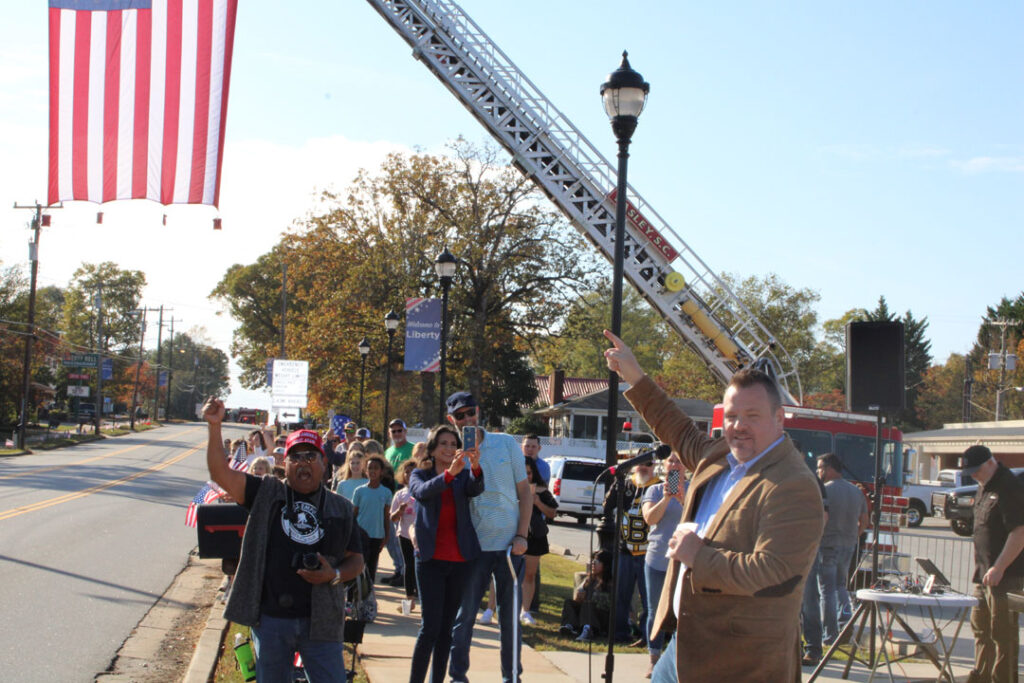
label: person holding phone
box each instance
[641,455,686,677]
[408,425,484,683]
[446,391,531,683]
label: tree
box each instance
[915,354,968,429]
[211,141,600,427]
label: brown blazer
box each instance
[625,377,823,682]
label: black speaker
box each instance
[846,321,905,412]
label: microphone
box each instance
[609,443,672,475]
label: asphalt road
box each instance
[0,422,250,682]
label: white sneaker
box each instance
[477,608,494,625]
[520,611,536,625]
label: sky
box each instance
[1,1,1021,411]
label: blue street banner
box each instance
[404,298,441,372]
[101,357,113,380]
[158,371,168,387]
[266,358,274,386]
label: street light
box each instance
[599,51,647,682]
[383,309,400,439]
[357,337,370,426]
[996,386,1024,421]
[434,246,457,423]
[600,51,648,469]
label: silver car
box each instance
[546,456,607,525]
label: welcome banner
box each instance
[404,297,441,372]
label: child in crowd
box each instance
[353,455,392,582]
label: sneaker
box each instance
[477,608,494,625]
[559,623,578,636]
[520,611,536,626]
[576,625,594,642]
[387,574,405,587]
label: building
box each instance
[903,420,1024,481]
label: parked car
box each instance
[932,467,1024,536]
[902,468,976,527]
[546,456,607,525]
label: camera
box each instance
[291,551,320,571]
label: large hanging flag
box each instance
[48,0,239,208]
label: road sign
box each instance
[67,386,90,397]
[101,357,113,380]
[62,352,99,368]
[271,359,308,409]
[67,373,90,380]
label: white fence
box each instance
[406,427,643,460]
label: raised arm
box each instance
[203,397,246,503]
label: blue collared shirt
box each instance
[692,435,784,537]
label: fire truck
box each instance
[363,0,909,547]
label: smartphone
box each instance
[666,470,680,495]
[462,425,477,451]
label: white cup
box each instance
[401,599,412,616]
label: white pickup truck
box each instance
[901,469,975,527]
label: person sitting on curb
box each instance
[202,397,363,683]
[559,549,613,641]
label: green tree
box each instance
[915,354,967,429]
[62,262,146,353]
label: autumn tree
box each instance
[212,140,599,428]
[915,353,968,429]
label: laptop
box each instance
[915,557,951,593]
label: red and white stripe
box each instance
[48,0,238,208]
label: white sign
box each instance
[67,385,90,397]
[272,359,309,408]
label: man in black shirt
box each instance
[960,445,1024,683]
[204,397,363,683]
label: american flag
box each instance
[184,481,224,527]
[48,0,239,207]
[229,448,248,472]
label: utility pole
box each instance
[987,320,1015,421]
[962,357,973,423]
[153,306,172,421]
[95,285,104,435]
[280,260,287,359]
[129,309,147,430]
[13,201,59,449]
[166,318,180,419]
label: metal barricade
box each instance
[870,531,975,594]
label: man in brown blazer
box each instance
[604,330,823,682]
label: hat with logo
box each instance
[446,391,477,415]
[285,429,324,457]
[355,427,372,439]
[958,444,992,475]
[389,418,406,429]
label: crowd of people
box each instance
[196,328,1023,683]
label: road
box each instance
[0,422,250,682]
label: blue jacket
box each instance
[409,466,484,562]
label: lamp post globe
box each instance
[357,337,370,426]
[434,247,457,423]
[383,310,400,439]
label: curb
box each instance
[184,599,230,683]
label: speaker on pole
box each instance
[846,321,905,412]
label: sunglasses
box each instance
[286,451,320,463]
[390,427,405,433]
[452,408,474,420]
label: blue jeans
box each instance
[819,544,855,643]
[615,552,648,643]
[412,558,470,683]
[650,633,678,683]
[644,563,667,654]
[450,550,524,683]
[251,613,345,683]
[387,521,404,574]
[801,549,823,658]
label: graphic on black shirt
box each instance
[281,499,324,545]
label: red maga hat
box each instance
[285,429,325,456]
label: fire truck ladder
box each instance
[366,0,803,405]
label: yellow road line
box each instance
[0,426,204,481]
[0,446,200,522]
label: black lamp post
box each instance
[357,337,370,426]
[600,51,648,683]
[434,247,457,423]
[383,309,400,438]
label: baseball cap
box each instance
[958,445,992,475]
[389,418,406,429]
[446,391,477,414]
[355,427,372,439]
[285,429,324,457]
[273,446,285,456]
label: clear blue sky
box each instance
[2,1,1021,410]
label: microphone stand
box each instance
[603,463,627,683]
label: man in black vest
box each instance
[203,397,363,683]
[961,445,1024,683]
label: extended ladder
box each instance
[365,0,803,404]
